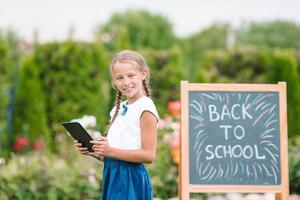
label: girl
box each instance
[74,50,159,200]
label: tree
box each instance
[236,20,300,48]
[180,22,229,80]
[13,56,50,144]
[268,50,300,138]
[95,10,176,50]
[0,30,22,155]
[0,35,9,154]
[32,41,110,149]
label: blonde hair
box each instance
[104,50,152,135]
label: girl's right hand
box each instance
[74,140,104,161]
[74,140,89,155]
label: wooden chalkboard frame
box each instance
[179,81,289,200]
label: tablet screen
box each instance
[62,122,94,152]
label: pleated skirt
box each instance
[101,157,153,200]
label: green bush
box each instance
[195,47,272,83]
[0,124,181,199]
[289,137,300,194]
[0,138,102,200]
[29,41,110,150]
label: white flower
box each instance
[71,115,97,128]
[0,157,5,165]
[88,175,98,187]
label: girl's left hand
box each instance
[90,137,110,157]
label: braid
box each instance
[143,79,151,97]
[104,90,122,135]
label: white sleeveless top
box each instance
[107,96,159,150]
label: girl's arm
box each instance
[90,111,158,163]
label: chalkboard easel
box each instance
[179,81,289,200]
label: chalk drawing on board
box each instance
[189,92,280,185]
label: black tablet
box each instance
[62,121,94,152]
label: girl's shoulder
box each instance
[137,96,154,104]
[133,96,157,110]
[135,96,159,121]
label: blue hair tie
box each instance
[121,104,128,116]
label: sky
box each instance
[0,0,300,42]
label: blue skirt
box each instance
[101,157,153,200]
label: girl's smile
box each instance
[123,86,135,96]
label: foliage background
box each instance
[0,10,300,199]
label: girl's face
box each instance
[112,61,147,103]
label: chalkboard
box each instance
[189,91,281,185]
[180,82,289,200]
